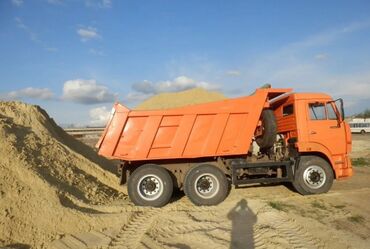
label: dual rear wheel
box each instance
[127,164,173,207]
[128,164,230,207]
[184,164,230,206]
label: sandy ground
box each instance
[47,169,370,249]
[351,134,370,158]
[1,99,369,249]
[48,135,370,249]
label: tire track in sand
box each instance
[104,197,325,249]
[107,208,161,249]
[257,211,325,249]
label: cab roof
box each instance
[270,92,333,105]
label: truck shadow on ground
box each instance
[234,182,298,194]
[169,188,186,203]
[228,199,257,249]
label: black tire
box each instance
[256,109,277,149]
[184,164,229,206]
[292,156,334,195]
[128,164,173,207]
[360,130,366,135]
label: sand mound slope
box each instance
[0,101,125,248]
[135,87,226,110]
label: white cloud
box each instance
[45,47,58,52]
[291,21,370,49]
[5,87,54,100]
[242,21,370,85]
[102,0,111,7]
[46,0,63,4]
[77,26,100,41]
[89,48,105,56]
[132,76,219,94]
[316,74,370,114]
[12,0,23,7]
[15,17,38,42]
[236,20,370,114]
[226,70,241,77]
[314,53,328,61]
[85,0,112,9]
[327,75,370,99]
[62,79,117,104]
[89,106,111,126]
[15,17,57,52]
[123,92,152,103]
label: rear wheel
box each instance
[360,130,366,135]
[293,156,334,195]
[128,164,173,207]
[184,164,229,206]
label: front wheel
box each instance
[128,164,173,207]
[184,164,230,206]
[293,156,334,195]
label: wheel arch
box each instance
[299,152,337,179]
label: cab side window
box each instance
[309,103,326,120]
[326,103,337,120]
[283,104,294,116]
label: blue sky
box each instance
[1,0,370,126]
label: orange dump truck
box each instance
[96,87,352,207]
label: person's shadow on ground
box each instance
[227,199,257,249]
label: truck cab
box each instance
[271,93,352,179]
[270,93,352,194]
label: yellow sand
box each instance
[0,101,126,248]
[135,87,227,110]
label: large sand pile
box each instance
[135,87,226,110]
[0,102,126,248]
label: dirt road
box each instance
[50,166,370,249]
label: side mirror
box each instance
[337,98,344,121]
[330,98,344,122]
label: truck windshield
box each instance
[309,100,344,121]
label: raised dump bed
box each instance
[96,88,289,161]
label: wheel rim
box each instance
[194,173,220,199]
[303,165,326,189]
[137,174,164,201]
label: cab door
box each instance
[306,101,347,155]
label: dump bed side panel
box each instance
[183,113,228,156]
[112,112,252,160]
[97,88,292,161]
